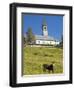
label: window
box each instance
[38,41,40,44]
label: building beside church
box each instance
[35,19,60,45]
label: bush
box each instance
[44,53,48,56]
[34,52,38,55]
[49,55,53,57]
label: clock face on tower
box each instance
[43,25,48,36]
[43,26,47,30]
[44,27,46,30]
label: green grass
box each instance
[23,46,63,75]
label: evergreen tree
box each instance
[60,35,63,48]
[26,27,35,44]
[24,37,27,44]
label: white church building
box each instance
[35,20,60,45]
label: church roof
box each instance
[35,35,55,41]
[24,34,59,42]
[42,18,47,26]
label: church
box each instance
[35,19,60,45]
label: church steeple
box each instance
[42,18,48,36]
[42,18,47,26]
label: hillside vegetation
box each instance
[23,46,63,75]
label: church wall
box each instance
[35,40,59,45]
[55,41,60,45]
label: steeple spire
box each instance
[42,18,47,26]
[42,18,48,36]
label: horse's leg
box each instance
[48,69,50,73]
[43,67,46,72]
[52,67,54,73]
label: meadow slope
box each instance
[23,46,63,75]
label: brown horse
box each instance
[43,64,54,73]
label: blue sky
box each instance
[22,14,63,41]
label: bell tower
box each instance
[42,18,48,36]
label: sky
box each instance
[22,14,63,41]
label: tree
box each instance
[24,37,27,44]
[26,27,35,44]
[59,35,63,48]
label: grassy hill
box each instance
[22,46,63,75]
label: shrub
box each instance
[49,55,53,57]
[34,52,38,55]
[44,53,48,56]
